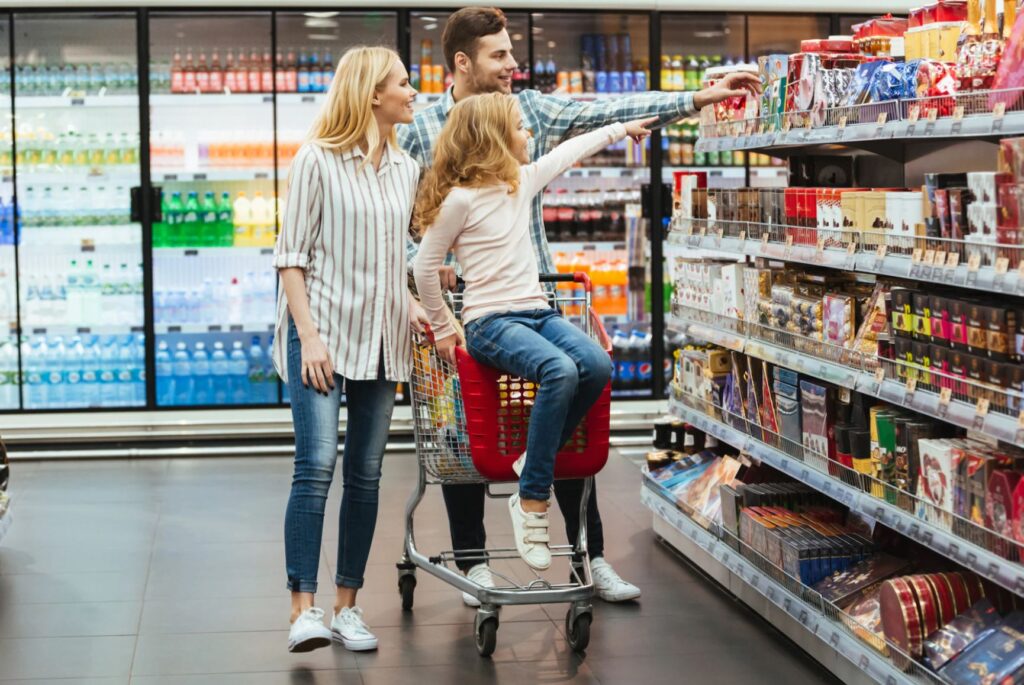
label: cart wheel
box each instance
[565,610,591,652]
[398,574,416,611]
[475,617,498,657]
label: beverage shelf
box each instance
[276,93,328,106]
[549,240,626,252]
[153,168,285,183]
[12,169,140,185]
[149,93,273,107]
[155,322,275,335]
[153,246,273,257]
[666,221,1024,298]
[19,324,143,337]
[640,481,928,685]
[562,166,649,179]
[667,304,1024,449]
[666,391,1024,598]
[16,94,138,109]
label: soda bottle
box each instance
[209,49,223,92]
[609,259,627,316]
[322,49,334,90]
[261,48,273,93]
[248,49,262,93]
[569,251,591,315]
[235,49,249,93]
[632,330,652,390]
[164,191,183,247]
[685,55,700,91]
[216,191,234,246]
[233,192,252,246]
[297,50,310,93]
[308,51,322,92]
[196,50,210,93]
[670,55,684,91]
[182,191,200,248]
[200,191,218,247]
[183,48,196,93]
[171,47,183,93]
[224,49,237,92]
[610,329,629,391]
[274,50,287,93]
[285,48,298,92]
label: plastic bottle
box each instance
[569,251,591,315]
[23,338,44,408]
[250,191,269,246]
[321,49,334,90]
[99,336,119,406]
[164,191,184,247]
[156,340,173,405]
[632,329,653,390]
[172,341,193,406]
[229,340,248,403]
[233,192,251,246]
[200,191,218,247]
[308,50,322,92]
[80,336,100,407]
[82,260,101,323]
[248,336,269,403]
[610,329,630,391]
[210,341,229,405]
[133,334,146,406]
[609,259,628,316]
[216,191,234,247]
[590,260,610,314]
[0,340,16,408]
[116,336,135,406]
[182,191,200,248]
[227,277,242,323]
[191,341,211,406]
[297,50,311,93]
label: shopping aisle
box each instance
[0,450,840,684]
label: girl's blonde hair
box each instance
[308,45,399,155]
[414,92,522,231]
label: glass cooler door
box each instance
[0,15,18,410]
[531,11,653,397]
[13,11,146,410]
[274,11,398,405]
[148,12,277,407]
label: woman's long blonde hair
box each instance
[414,92,522,231]
[308,45,399,155]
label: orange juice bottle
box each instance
[609,259,628,316]
[590,259,610,314]
[553,251,573,307]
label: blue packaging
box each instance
[901,59,924,99]
[622,70,634,93]
[595,71,609,93]
[842,60,888,106]
[868,61,906,102]
[634,70,647,92]
[609,71,622,93]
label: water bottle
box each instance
[156,340,173,405]
[172,341,193,406]
[134,334,147,406]
[65,336,85,408]
[80,336,100,407]
[242,271,257,322]
[191,341,211,406]
[22,339,42,408]
[248,336,268,403]
[99,336,119,406]
[117,336,135,406]
[45,336,67,407]
[210,341,229,405]
[81,259,101,323]
[227,277,242,323]
[0,340,18,408]
[229,340,248,404]
[117,264,135,326]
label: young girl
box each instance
[412,93,653,570]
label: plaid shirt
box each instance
[399,88,696,276]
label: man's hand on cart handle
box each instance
[300,333,335,395]
[439,266,458,292]
[435,331,465,365]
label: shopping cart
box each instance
[396,272,613,657]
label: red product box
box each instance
[908,7,925,29]
[801,39,823,53]
[933,0,968,23]
[673,170,708,194]
[784,188,800,243]
[921,5,936,25]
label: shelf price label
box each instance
[973,398,990,431]
[967,253,982,286]
[738,230,746,242]
[904,377,918,404]
[844,241,858,269]
[1016,411,1024,445]
[873,244,887,270]
[993,101,1007,131]
[837,115,848,131]
[873,366,886,393]
[908,104,921,122]
[761,233,770,250]
[876,112,888,128]
[938,387,953,418]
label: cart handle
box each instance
[539,272,592,293]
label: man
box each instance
[399,7,759,604]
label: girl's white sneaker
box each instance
[509,493,552,570]
[287,607,332,653]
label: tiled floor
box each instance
[0,450,842,684]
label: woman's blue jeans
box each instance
[283,319,397,592]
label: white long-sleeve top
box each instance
[413,123,626,340]
[272,141,420,383]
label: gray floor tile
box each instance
[130,670,363,685]
[359,659,599,685]
[0,600,142,638]
[0,679,129,685]
[0,570,148,604]
[0,635,136,679]
[131,631,358,676]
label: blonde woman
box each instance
[413,93,653,570]
[272,46,427,653]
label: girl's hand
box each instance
[623,116,658,143]
[435,331,464,365]
[409,297,431,335]
[300,333,335,394]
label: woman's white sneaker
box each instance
[462,562,496,607]
[331,606,378,651]
[591,557,642,602]
[287,607,332,653]
[509,493,552,570]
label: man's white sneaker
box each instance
[509,493,552,570]
[287,607,332,653]
[591,557,641,602]
[511,453,526,478]
[462,562,495,607]
[331,606,378,652]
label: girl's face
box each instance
[375,60,417,126]
[511,110,531,164]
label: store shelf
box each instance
[16,94,138,109]
[19,324,144,337]
[667,305,1024,449]
[641,480,921,685]
[666,392,1024,597]
[276,93,328,106]
[562,166,648,179]
[549,240,625,252]
[149,93,274,107]
[13,168,140,184]
[155,322,274,335]
[663,165,746,178]
[153,168,283,183]
[666,222,1024,298]
[153,246,273,257]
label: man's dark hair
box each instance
[442,7,508,71]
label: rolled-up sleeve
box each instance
[273,144,322,270]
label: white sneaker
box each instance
[462,562,495,607]
[511,453,526,478]
[287,607,332,653]
[331,606,378,652]
[509,493,552,570]
[591,557,641,602]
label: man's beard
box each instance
[469,66,506,95]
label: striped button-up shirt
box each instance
[398,88,696,275]
[272,141,420,383]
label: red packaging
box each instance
[801,39,824,53]
[961,572,987,605]
[922,4,937,25]
[933,0,969,23]
[945,572,973,614]
[1012,476,1024,544]
[924,573,958,625]
[987,469,1022,560]
[908,7,925,29]
[880,577,925,658]
[784,188,800,243]
[673,170,708,193]
[821,37,855,53]
[908,575,943,641]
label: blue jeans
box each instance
[284,319,397,592]
[465,308,612,501]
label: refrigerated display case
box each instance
[13,12,146,410]
[147,12,279,408]
[0,16,17,410]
